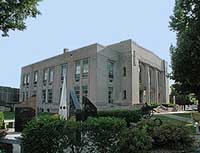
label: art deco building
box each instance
[20,39,169,113]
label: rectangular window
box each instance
[123,67,126,77]
[43,69,48,85]
[108,87,113,103]
[42,90,46,103]
[123,90,127,99]
[49,68,54,83]
[108,61,114,82]
[26,91,28,100]
[22,92,25,101]
[34,71,38,84]
[23,74,26,86]
[82,85,88,97]
[74,86,80,101]
[32,90,36,96]
[139,66,142,84]
[149,69,152,87]
[26,74,30,85]
[48,89,53,103]
[82,59,89,78]
[75,61,81,82]
[61,64,67,80]
[157,71,160,86]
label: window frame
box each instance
[82,59,89,78]
[75,60,81,82]
[108,60,114,82]
[123,90,127,100]
[123,67,126,77]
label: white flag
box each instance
[59,75,68,119]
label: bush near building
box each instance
[152,123,194,150]
[0,112,5,138]
[136,119,195,152]
[22,116,127,153]
[22,114,195,153]
[0,112,4,128]
[119,127,152,153]
[97,109,142,125]
[83,117,127,153]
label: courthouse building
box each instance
[20,39,169,113]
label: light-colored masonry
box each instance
[20,39,169,113]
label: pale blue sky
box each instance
[1,0,176,88]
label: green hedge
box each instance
[152,123,194,150]
[119,128,152,153]
[84,117,127,153]
[22,115,195,152]
[162,103,175,108]
[0,112,4,128]
[22,115,66,153]
[22,116,127,153]
[96,109,142,125]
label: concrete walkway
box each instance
[161,114,193,124]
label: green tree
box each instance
[169,0,200,110]
[0,0,42,37]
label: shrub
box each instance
[97,110,142,125]
[119,128,152,153]
[23,116,127,153]
[22,115,67,153]
[149,103,160,109]
[0,112,4,128]
[83,117,127,153]
[63,120,87,153]
[136,119,159,136]
[162,103,175,108]
[152,123,194,150]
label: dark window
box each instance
[49,68,54,83]
[61,64,67,80]
[123,90,126,99]
[123,67,126,76]
[82,85,88,97]
[42,90,46,103]
[26,74,30,85]
[74,86,80,101]
[22,92,25,101]
[23,74,26,86]
[82,59,89,78]
[108,87,113,103]
[43,69,48,85]
[32,90,36,96]
[75,61,81,82]
[34,71,38,85]
[25,91,28,100]
[139,65,142,84]
[108,61,114,82]
[48,89,53,103]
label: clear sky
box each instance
[1,0,176,88]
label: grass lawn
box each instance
[155,114,196,134]
[3,112,15,120]
[172,113,192,119]
[155,115,185,124]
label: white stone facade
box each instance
[20,39,169,113]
